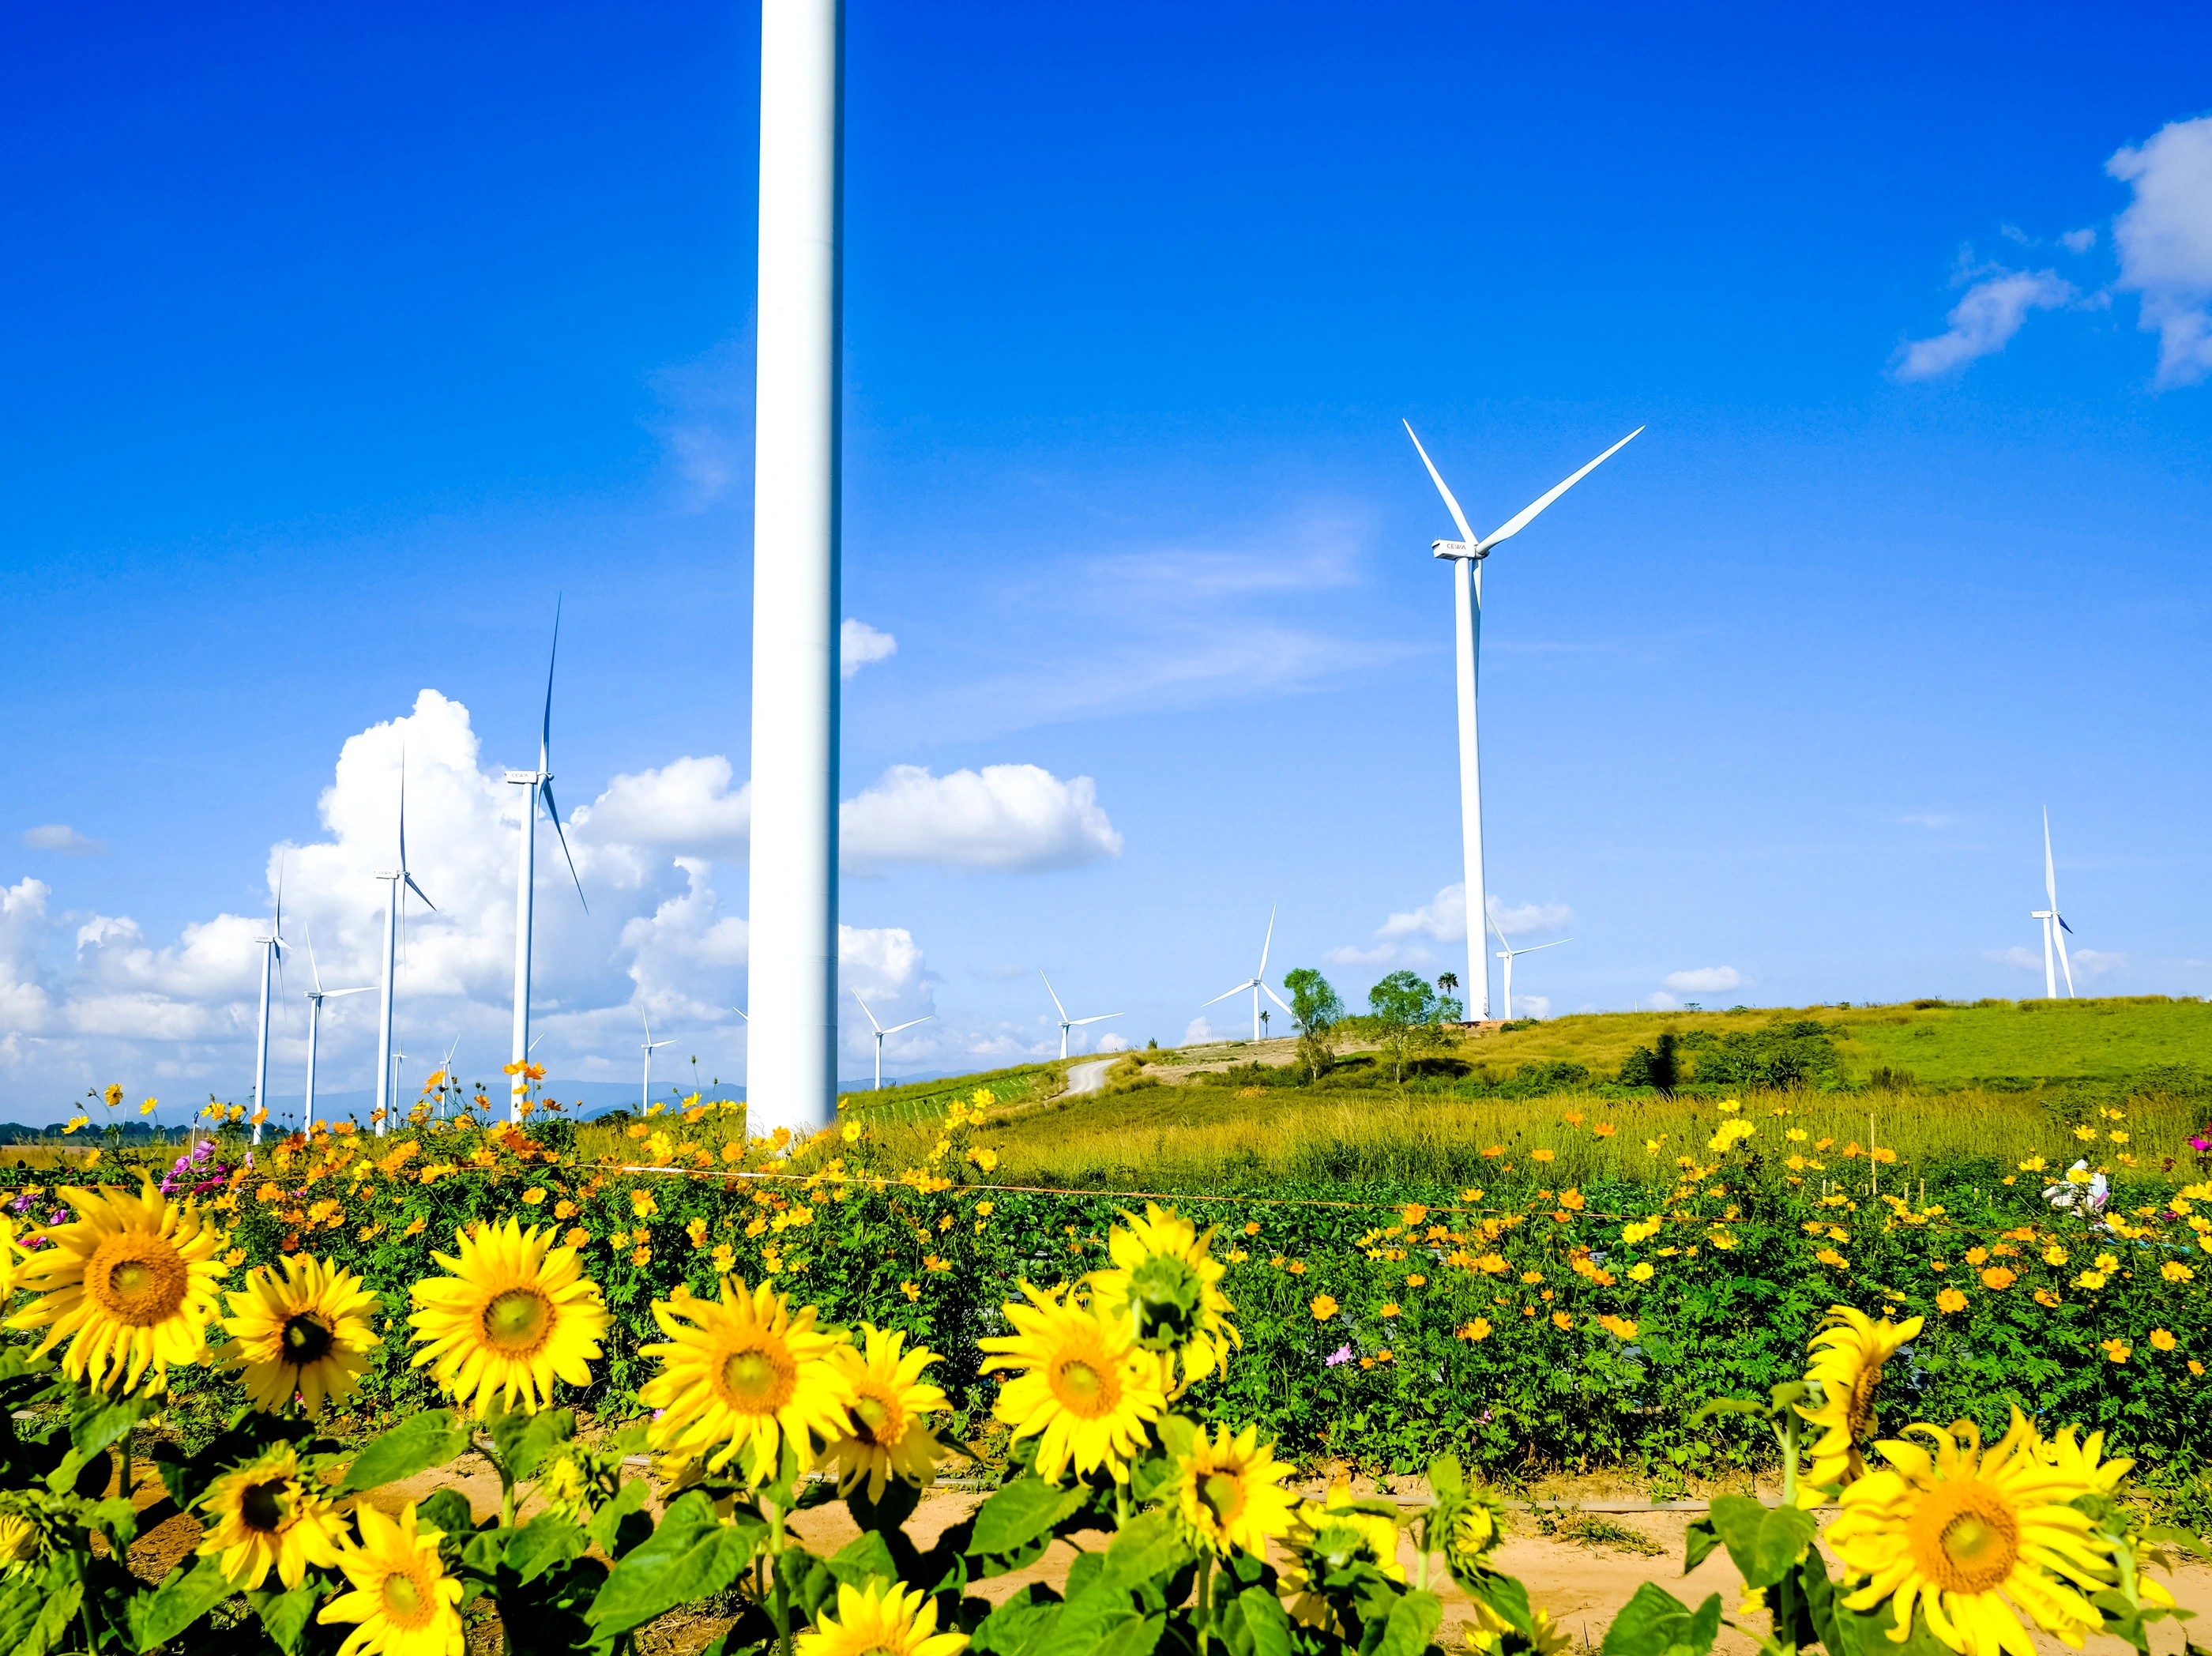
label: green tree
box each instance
[1282,967,1345,1082]
[1361,969,1463,1085]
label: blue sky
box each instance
[5,2,2211,1120]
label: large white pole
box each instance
[510,777,537,1113]
[1454,556,1491,1018]
[374,875,397,1135]
[252,943,273,1145]
[2041,914,2057,1000]
[747,0,844,1135]
[303,995,322,1135]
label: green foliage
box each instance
[1285,968,1347,1082]
[1356,972,1463,1086]
[1678,1022,1841,1091]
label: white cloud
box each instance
[1096,1032,1130,1052]
[1371,884,1571,946]
[22,825,106,856]
[1508,995,1552,1020]
[1894,267,2078,380]
[1323,940,1435,969]
[1648,991,1680,1011]
[2069,948,2127,979]
[1986,946,2045,971]
[2109,115,2212,386]
[1182,1017,1215,1044]
[1663,966,1743,995]
[2060,228,2097,254]
[574,756,750,868]
[841,619,897,679]
[841,766,1123,875]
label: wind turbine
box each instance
[250,860,291,1146]
[2031,808,2076,1001]
[1200,908,1292,1043]
[852,992,933,1090]
[301,924,371,1135]
[506,602,588,1121]
[639,1014,676,1112]
[1040,972,1118,1061]
[1402,420,1642,1018]
[1488,913,1572,1022]
[372,758,438,1136]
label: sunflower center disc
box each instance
[282,1314,335,1365]
[1198,1470,1245,1529]
[852,1391,894,1445]
[382,1568,429,1626]
[1909,1479,2021,1594]
[1053,1357,1116,1417]
[720,1347,792,1410]
[86,1235,190,1327]
[482,1289,552,1356]
[1845,1369,1880,1440]
[240,1479,288,1534]
[1937,1507,2018,1592]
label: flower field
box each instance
[0,1078,2203,1651]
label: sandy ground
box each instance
[109,1456,2212,1656]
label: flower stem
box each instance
[1196,1552,1213,1650]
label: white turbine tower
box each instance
[249,861,291,1146]
[505,604,588,1120]
[1040,972,1119,1061]
[2031,808,2076,1001]
[300,923,371,1135]
[1201,907,1292,1043]
[852,992,932,1090]
[639,1016,677,1113]
[1402,421,1642,1018]
[747,0,844,1134]
[372,761,437,1136]
[1489,913,1572,1022]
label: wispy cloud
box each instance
[841,619,897,679]
[21,825,107,857]
[1663,965,1743,995]
[1894,812,1959,830]
[1893,264,2079,381]
[2109,115,2212,387]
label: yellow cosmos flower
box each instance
[827,1325,950,1501]
[1796,1306,1924,1496]
[219,1255,380,1416]
[196,1443,347,1590]
[318,1502,465,1656]
[1281,1482,1406,1631]
[639,1277,853,1484]
[979,1282,1165,1483]
[793,1579,966,1656]
[1173,1424,1296,1556]
[8,1181,227,1394]
[1826,1412,2112,1656]
[406,1219,611,1417]
[1088,1203,1240,1387]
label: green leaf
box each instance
[1215,1583,1293,1656]
[416,1487,477,1545]
[1096,1510,1191,1596]
[126,1553,237,1650]
[1683,1516,1723,1575]
[829,1530,900,1590]
[968,1583,1065,1654]
[502,1511,590,1586]
[1090,1610,1165,1655]
[68,1388,157,1461]
[246,1579,325,1656]
[586,1489,761,1637]
[340,1408,472,1493]
[1368,1590,1446,1656]
[1454,1565,1533,1639]
[1706,1495,1815,1589]
[970,1477,1093,1559]
[488,1406,574,1483]
[585,1477,655,1559]
[1601,1582,1722,1656]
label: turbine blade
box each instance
[2056,931,2076,997]
[852,991,883,1033]
[2043,807,2058,909]
[2057,914,2075,935]
[329,986,374,998]
[540,781,589,912]
[1039,970,1069,1021]
[1199,984,1248,1009]
[1262,984,1294,1014]
[732,1007,749,1022]
[884,1015,935,1034]
[405,874,438,913]
[1522,938,1574,954]
[306,920,323,994]
[542,595,562,770]
[1402,421,1477,545]
[1070,1013,1121,1026]
[1479,427,1643,552]
[1258,905,1277,976]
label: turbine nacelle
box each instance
[1431,539,1482,561]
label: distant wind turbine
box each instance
[1200,907,1292,1043]
[1040,972,1118,1060]
[639,1015,676,1112]
[301,923,371,1135]
[250,860,291,1146]
[853,992,933,1090]
[1489,912,1572,1022]
[506,601,588,1121]
[372,757,438,1136]
[1402,420,1642,1018]
[2031,808,2076,1001]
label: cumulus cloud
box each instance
[1647,991,1680,1011]
[1511,995,1552,1021]
[574,756,750,869]
[1323,940,1435,969]
[1096,1032,1130,1052]
[1894,267,2078,380]
[1373,885,1571,946]
[1985,946,2045,972]
[1663,966,1743,995]
[841,766,1123,875]
[841,619,897,679]
[2069,948,2127,979]
[2060,228,2097,254]
[1183,1016,1216,1044]
[2109,115,2212,386]
[22,825,106,856]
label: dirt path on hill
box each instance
[1066,1059,1113,1095]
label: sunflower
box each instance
[1465,1599,1574,1656]
[0,1511,43,1577]
[793,1579,968,1656]
[1172,1424,1296,1556]
[1281,1481,1407,1629]
[196,1443,348,1590]
[318,1502,465,1656]
[219,1255,380,1416]
[1826,1412,2114,1656]
[639,1277,853,1484]
[1089,1203,1240,1387]
[6,1182,227,1394]
[827,1325,950,1500]
[406,1218,610,1417]
[979,1282,1166,1483]
[1796,1305,1925,1496]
